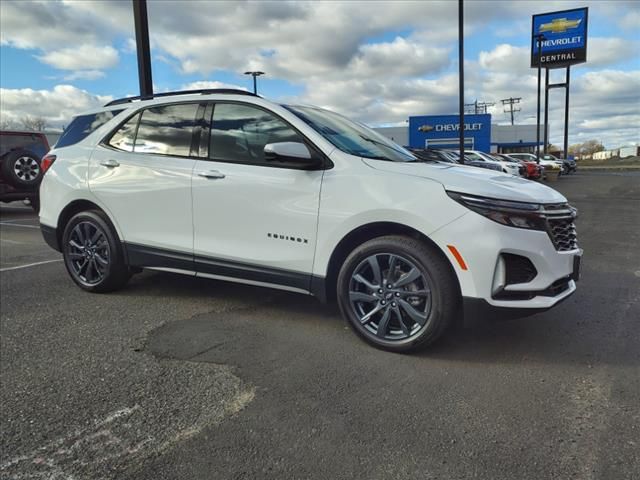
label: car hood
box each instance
[362,159,567,204]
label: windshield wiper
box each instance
[358,135,414,159]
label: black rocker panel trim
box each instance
[124,242,312,292]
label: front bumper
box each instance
[431,211,581,311]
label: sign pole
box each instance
[543,68,549,154]
[458,0,464,159]
[535,34,544,161]
[563,65,571,158]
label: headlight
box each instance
[446,191,547,230]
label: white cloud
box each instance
[588,37,640,68]
[0,85,111,128]
[63,70,106,81]
[181,81,247,91]
[37,45,119,71]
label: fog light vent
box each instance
[503,254,537,285]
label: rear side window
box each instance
[56,110,123,148]
[134,104,199,156]
[108,113,140,152]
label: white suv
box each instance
[39,89,582,352]
[464,150,522,176]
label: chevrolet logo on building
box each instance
[418,125,434,132]
[539,17,582,34]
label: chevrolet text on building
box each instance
[410,114,491,151]
[39,89,582,353]
[531,7,588,68]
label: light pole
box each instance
[244,71,265,94]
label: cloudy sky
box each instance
[1,0,638,148]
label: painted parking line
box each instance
[0,217,38,222]
[0,259,63,272]
[0,222,40,229]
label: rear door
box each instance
[191,102,324,291]
[89,103,202,268]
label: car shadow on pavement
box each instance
[129,270,638,369]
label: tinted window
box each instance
[0,134,48,158]
[56,110,123,148]
[284,105,415,162]
[134,104,199,156]
[108,113,140,152]
[210,103,302,164]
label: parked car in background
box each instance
[542,153,576,174]
[441,149,502,172]
[410,148,503,173]
[0,130,51,211]
[463,150,522,176]
[494,153,542,180]
[509,152,564,175]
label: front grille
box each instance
[542,203,579,252]
[548,218,578,251]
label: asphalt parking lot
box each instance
[1,171,639,480]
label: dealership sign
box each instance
[409,114,491,151]
[531,7,588,68]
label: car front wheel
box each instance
[62,210,130,293]
[337,235,459,352]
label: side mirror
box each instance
[264,142,322,168]
[264,142,311,160]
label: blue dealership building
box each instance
[374,114,544,154]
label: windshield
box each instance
[284,105,416,162]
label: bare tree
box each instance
[20,115,48,131]
[568,139,605,158]
[0,118,16,130]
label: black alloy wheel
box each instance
[62,210,130,292]
[337,235,459,352]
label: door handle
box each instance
[198,170,226,179]
[100,159,120,168]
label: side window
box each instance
[108,113,140,152]
[210,103,303,164]
[134,104,199,156]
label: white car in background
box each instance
[462,150,522,176]
[38,89,582,352]
[509,153,564,173]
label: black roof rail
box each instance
[104,88,258,107]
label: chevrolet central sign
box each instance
[531,7,588,69]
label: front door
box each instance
[191,102,323,292]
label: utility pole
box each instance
[458,0,464,156]
[465,99,495,114]
[500,97,522,125]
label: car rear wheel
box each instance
[337,235,459,352]
[62,210,130,293]
[1,150,42,188]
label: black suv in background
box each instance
[0,131,51,211]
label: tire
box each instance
[29,196,40,213]
[1,150,42,189]
[337,235,459,352]
[61,210,130,293]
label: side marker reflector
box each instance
[447,245,468,271]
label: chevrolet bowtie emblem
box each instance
[418,125,434,132]
[539,18,582,34]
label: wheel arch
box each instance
[56,199,125,259]
[316,221,460,303]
